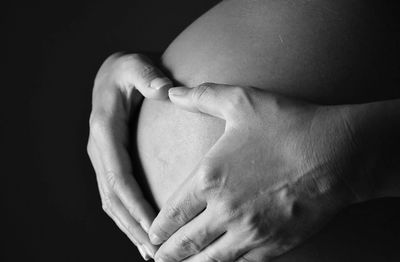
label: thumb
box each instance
[168,82,244,120]
[111,53,172,100]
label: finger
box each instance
[100,179,157,260]
[112,53,172,100]
[183,230,254,262]
[90,114,155,233]
[155,208,226,262]
[107,193,157,259]
[87,138,108,198]
[88,140,157,260]
[168,82,252,121]
[235,243,291,262]
[235,247,271,262]
[90,100,157,252]
[104,169,156,233]
[149,175,207,245]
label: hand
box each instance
[149,83,368,262]
[87,53,172,260]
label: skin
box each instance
[137,0,399,208]
[88,0,400,261]
[88,55,400,261]
[148,83,400,262]
[87,53,173,260]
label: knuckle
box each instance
[218,200,241,221]
[105,171,120,190]
[126,204,140,218]
[102,203,109,213]
[164,205,189,225]
[113,54,148,76]
[126,53,144,61]
[139,65,158,84]
[176,234,202,254]
[95,53,120,81]
[226,86,253,115]
[243,211,269,243]
[103,52,126,68]
[101,196,112,214]
[192,83,211,106]
[118,53,143,66]
[129,53,151,63]
[86,141,93,158]
[86,139,97,159]
[122,54,157,82]
[89,112,110,140]
[196,161,221,193]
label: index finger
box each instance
[90,112,156,232]
[148,168,207,245]
[110,53,173,100]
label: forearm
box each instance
[343,98,400,200]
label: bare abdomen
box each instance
[137,0,396,207]
[135,0,399,261]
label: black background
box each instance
[3,1,400,262]
[3,1,219,261]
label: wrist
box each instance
[329,104,379,203]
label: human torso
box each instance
[136,1,399,259]
[137,0,398,205]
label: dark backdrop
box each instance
[3,1,400,262]
[3,1,219,261]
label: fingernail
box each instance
[168,87,188,97]
[150,233,163,245]
[150,77,172,90]
[138,245,151,261]
[142,244,155,259]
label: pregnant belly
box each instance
[136,0,394,207]
[135,0,398,261]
